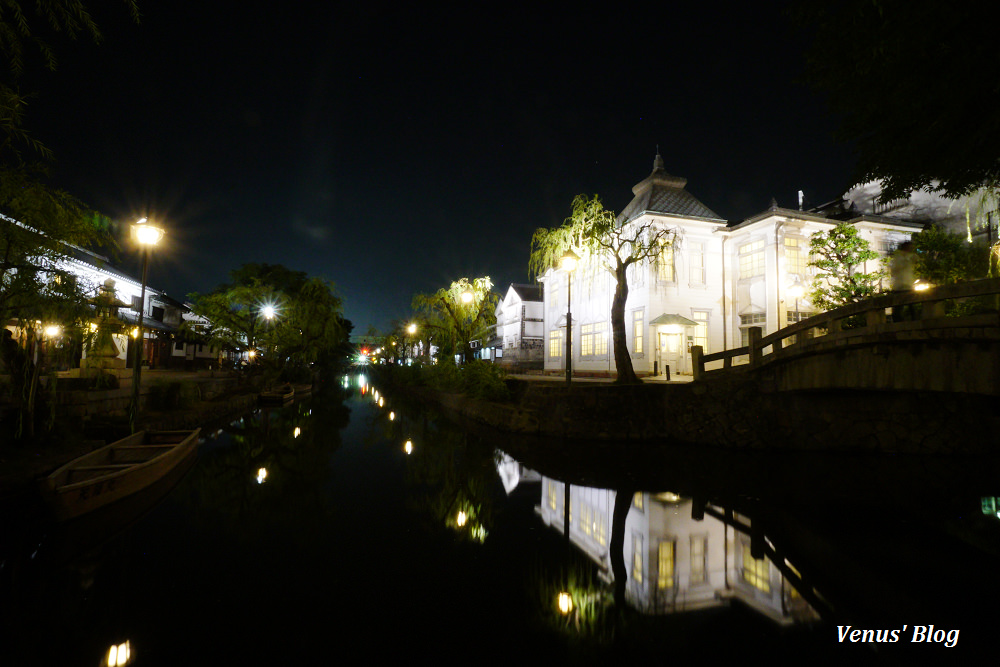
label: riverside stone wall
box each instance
[432,377,1000,454]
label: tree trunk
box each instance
[611,263,641,384]
[611,487,635,608]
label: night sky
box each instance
[20,2,853,332]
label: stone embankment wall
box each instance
[432,378,999,454]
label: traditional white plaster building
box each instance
[537,480,818,623]
[1,217,219,372]
[538,155,926,378]
[491,283,544,369]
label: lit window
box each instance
[740,313,766,347]
[689,242,706,284]
[785,237,807,276]
[657,241,675,282]
[594,511,607,546]
[742,545,770,592]
[690,536,707,584]
[549,329,563,358]
[633,534,644,585]
[657,541,675,589]
[580,502,592,537]
[547,481,557,511]
[633,491,644,510]
[692,311,708,352]
[580,322,607,357]
[632,310,644,355]
[739,239,765,279]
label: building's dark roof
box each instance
[618,153,725,224]
[509,283,542,303]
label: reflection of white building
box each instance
[538,154,924,378]
[537,479,818,624]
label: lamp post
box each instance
[130,218,164,434]
[786,282,805,323]
[561,249,579,385]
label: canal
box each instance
[3,374,999,663]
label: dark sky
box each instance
[21,2,853,332]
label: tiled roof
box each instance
[618,154,725,224]
[510,283,542,302]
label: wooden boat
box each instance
[39,429,201,521]
[259,384,294,405]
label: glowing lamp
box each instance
[407,323,417,334]
[248,350,256,359]
[262,304,276,319]
[786,283,805,299]
[560,249,580,273]
[461,290,474,304]
[105,640,131,666]
[404,440,413,455]
[457,510,467,527]
[293,427,301,438]
[256,468,268,484]
[914,280,931,291]
[44,324,61,338]
[134,220,164,246]
[558,592,573,615]
[131,327,139,338]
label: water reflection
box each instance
[536,482,820,623]
[4,374,1000,662]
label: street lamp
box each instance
[561,249,579,385]
[786,282,805,323]
[130,217,164,434]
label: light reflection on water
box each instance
[3,375,1000,662]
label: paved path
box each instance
[505,372,693,384]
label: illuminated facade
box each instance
[491,283,544,369]
[538,155,924,378]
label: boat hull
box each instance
[39,429,201,521]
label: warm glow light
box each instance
[457,510,467,527]
[407,323,417,334]
[914,280,931,291]
[404,440,413,455]
[560,249,580,273]
[256,468,268,484]
[461,290,474,304]
[134,220,164,246]
[378,397,384,407]
[786,283,805,299]
[558,592,573,615]
[44,324,61,338]
[293,427,301,438]
[662,324,684,334]
[262,304,276,319]
[106,641,131,666]
[389,411,395,421]
[130,327,139,338]
[248,350,256,359]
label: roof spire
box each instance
[653,146,664,172]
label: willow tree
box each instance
[412,276,497,364]
[530,194,673,385]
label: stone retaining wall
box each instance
[425,377,999,454]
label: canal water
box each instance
[3,375,999,663]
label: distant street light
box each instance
[130,218,164,434]
[461,290,474,304]
[561,249,580,385]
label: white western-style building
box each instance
[538,154,931,379]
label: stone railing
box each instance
[693,277,1000,384]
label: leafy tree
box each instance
[795,0,999,202]
[529,194,672,385]
[412,277,497,364]
[186,264,348,381]
[808,223,883,311]
[912,225,990,285]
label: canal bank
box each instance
[0,374,268,506]
[379,370,1000,454]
